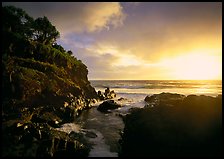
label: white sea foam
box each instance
[57,80,222,157]
[57,124,118,157]
[56,123,81,134]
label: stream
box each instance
[57,93,146,157]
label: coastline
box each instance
[55,91,222,157]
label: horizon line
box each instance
[89,79,222,81]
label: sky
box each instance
[2,2,222,80]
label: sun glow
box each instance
[160,51,222,80]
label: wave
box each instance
[90,80,222,97]
[94,84,221,90]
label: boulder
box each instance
[97,88,117,100]
[144,92,185,107]
[104,88,116,99]
[97,91,105,100]
[109,90,116,98]
[97,100,121,112]
[84,131,97,138]
[119,94,222,157]
[104,87,110,97]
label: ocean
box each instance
[90,80,222,97]
[90,80,222,111]
[57,80,222,157]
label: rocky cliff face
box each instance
[2,6,99,156]
[2,40,98,120]
[2,41,99,156]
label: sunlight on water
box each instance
[58,80,222,157]
[91,80,222,97]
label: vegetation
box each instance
[33,16,59,45]
[2,5,97,105]
[2,5,97,157]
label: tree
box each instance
[52,43,66,52]
[67,50,73,55]
[2,6,35,56]
[2,6,34,39]
[33,16,59,45]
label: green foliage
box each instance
[2,5,34,39]
[2,6,60,56]
[52,43,66,53]
[33,43,85,70]
[33,16,59,45]
[2,5,97,158]
[2,5,97,105]
[67,50,73,55]
[2,6,84,71]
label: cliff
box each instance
[2,6,97,157]
[2,42,98,123]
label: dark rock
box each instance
[2,8,97,157]
[85,131,97,138]
[104,87,110,97]
[104,88,116,99]
[47,120,60,128]
[31,114,46,123]
[69,131,83,139]
[2,119,91,157]
[97,91,105,100]
[116,113,127,120]
[144,92,185,107]
[109,90,116,98]
[119,93,222,157]
[118,97,127,101]
[97,88,117,100]
[97,100,121,112]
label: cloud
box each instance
[83,2,126,32]
[3,2,222,80]
[86,2,222,63]
[2,2,126,35]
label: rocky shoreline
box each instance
[2,85,117,157]
[119,93,222,157]
[2,6,222,157]
[2,6,106,156]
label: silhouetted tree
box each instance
[2,6,34,56]
[52,43,66,52]
[67,50,73,55]
[33,16,59,45]
[2,6,34,39]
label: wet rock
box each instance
[2,118,91,157]
[69,131,83,139]
[104,88,116,99]
[47,120,60,128]
[97,91,105,100]
[144,92,185,107]
[85,131,97,138]
[119,93,222,157]
[31,114,46,123]
[97,88,117,100]
[116,113,127,120]
[36,128,90,157]
[104,87,110,97]
[97,100,121,113]
[109,90,116,98]
[118,97,127,101]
